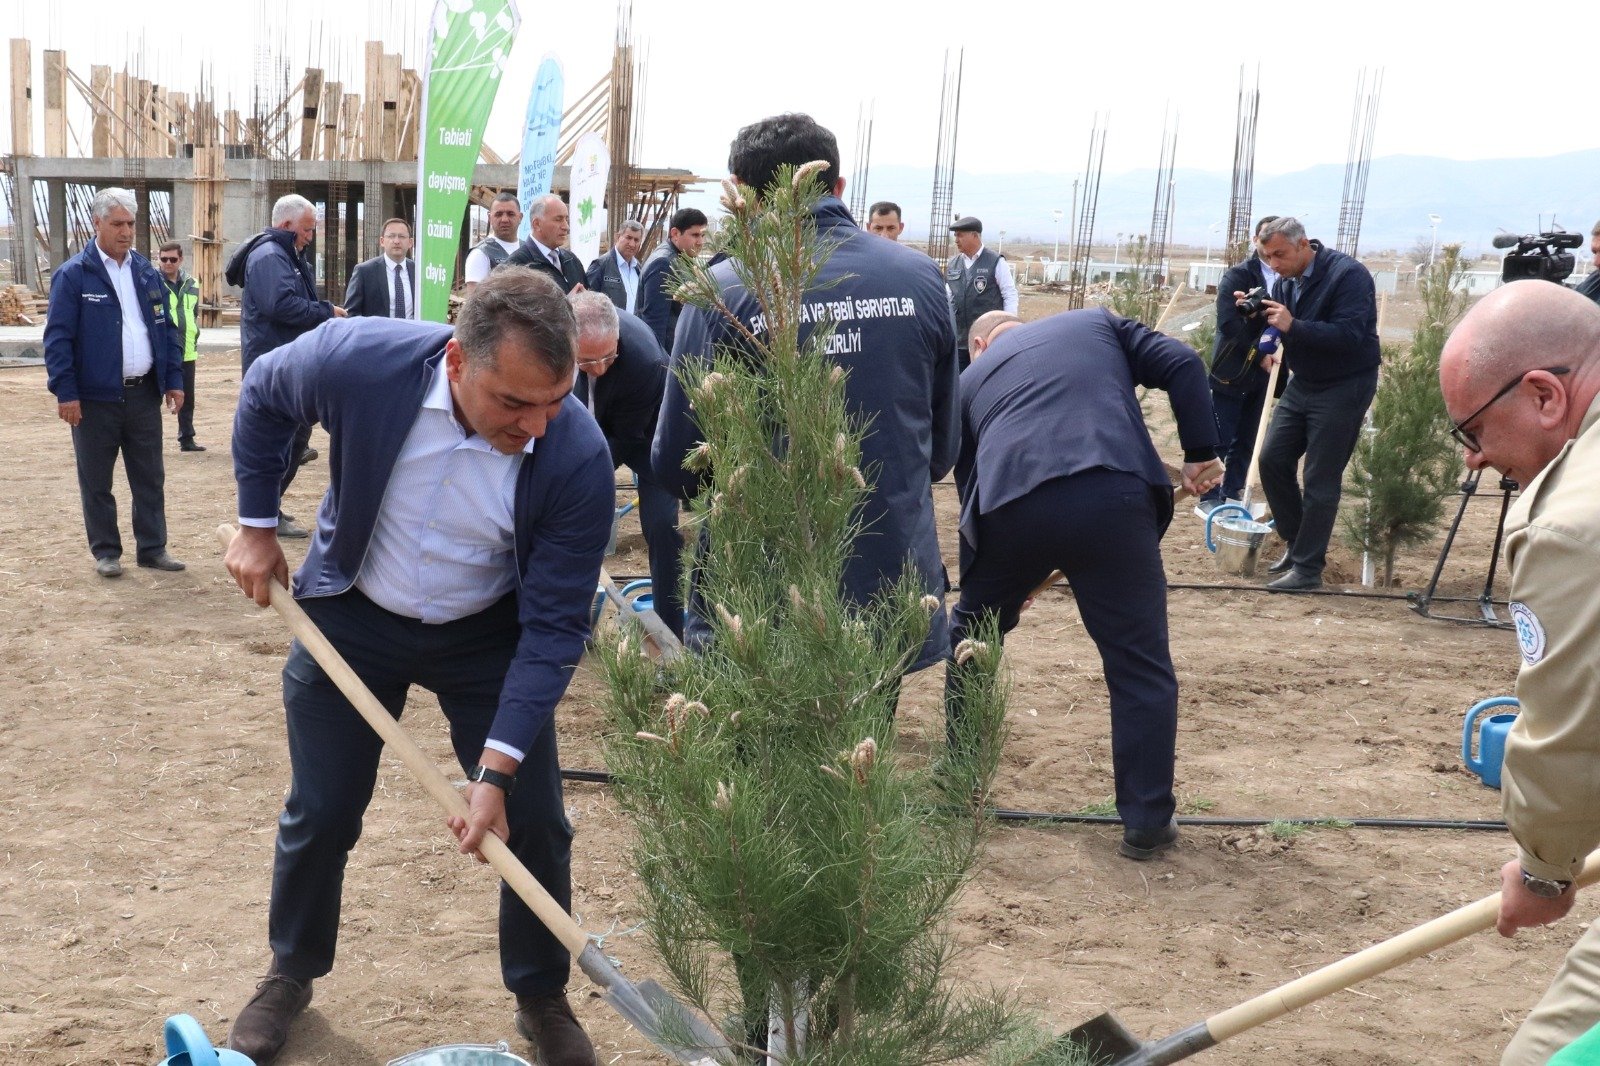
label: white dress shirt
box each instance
[463,237,520,283]
[530,237,564,271]
[354,366,536,626]
[97,241,154,378]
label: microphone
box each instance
[1492,233,1525,249]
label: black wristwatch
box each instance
[1521,869,1573,899]
[467,764,516,797]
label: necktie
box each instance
[393,263,407,319]
[549,251,561,272]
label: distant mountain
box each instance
[848,150,1600,256]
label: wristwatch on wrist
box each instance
[467,764,516,797]
[1521,869,1573,899]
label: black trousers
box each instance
[1258,370,1378,577]
[612,439,685,640]
[1200,382,1268,503]
[177,360,198,443]
[269,588,575,996]
[70,377,168,561]
[946,468,1177,831]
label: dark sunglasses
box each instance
[1449,366,1569,452]
[158,256,180,263]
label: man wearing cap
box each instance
[946,216,1018,371]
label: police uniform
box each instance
[1497,393,1600,1064]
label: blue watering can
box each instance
[590,579,655,628]
[1462,696,1520,790]
[156,1014,254,1066]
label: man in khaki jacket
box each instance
[1439,279,1600,1064]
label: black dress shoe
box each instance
[515,991,597,1066]
[180,440,207,452]
[137,552,187,571]
[297,446,319,466]
[277,513,310,539]
[1120,818,1179,861]
[228,972,312,1063]
[1266,548,1295,575]
[95,558,123,578]
[1266,569,1322,592]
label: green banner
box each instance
[417,0,521,322]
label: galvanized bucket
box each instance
[1213,516,1272,577]
[386,1041,532,1066]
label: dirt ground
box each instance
[0,312,1565,1065]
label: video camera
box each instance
[1495,230,1583,283]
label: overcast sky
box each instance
[7,0,1596,207]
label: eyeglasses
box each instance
[1449,366,1569,452]
[158,256,180,263]
[576,352,618,370]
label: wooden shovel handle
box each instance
[215,525,590,957]
[1207,850,1600,1043]
[1241,353,1283,505]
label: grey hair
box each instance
[528,193,564,220]
[616,219,645,236]
[969,310,1021,352]
[568,291,620,339]
[455,266,575,376]
[91,187,137,221]
[271,193,316,227]
[492,191,520,207]
[1257,216,1306,244]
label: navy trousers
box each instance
[70,376,168,562]
[612,439,685,640]
[269,588,574,996]
[1200,382,1267,503]
[946,468,1178,831]
[1259,370,1378,577]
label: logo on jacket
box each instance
[974,277,988,294]
[1509,601,1546,665]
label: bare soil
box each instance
[0,326,1559,1065]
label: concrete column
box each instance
[13,157,38,289]
[170,178,195,265]
[46,178,68,270]
[133,183,152,259]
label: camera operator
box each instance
[1578,219,1600,305]
[1248,217,1381,591]
[1196,215,1283,517]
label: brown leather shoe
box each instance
[515,991,597,1066]
[227,972,312,1063]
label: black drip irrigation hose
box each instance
[558,769,1504,831]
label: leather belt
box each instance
[123,372,152,387]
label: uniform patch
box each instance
[1510,601,1546,665]
[974,277,988,294]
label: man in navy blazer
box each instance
[342,217,417,318]
[222,268,613,1066]
[44,187,186,577]
[652,113,959,674]
[569,293,683,638]
[950,307,1220,860]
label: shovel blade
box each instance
[1055,1012,1145,1064]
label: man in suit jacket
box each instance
[637,206,709,352]
[653,113,958,674]
[504,194,586,293]
[1251,216,1382,591]
[950,307,1220,860]
[343,218,417,318]
[584,220,644,313]
[222,269,613,1066]
[569,292,682,638]
[45,187,187,577]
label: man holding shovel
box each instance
[221,268,614,1065]
[1438,280,1600,1064]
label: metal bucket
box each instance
[1213,517,1272,577]
[386,1042,532,1066]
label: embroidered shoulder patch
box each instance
[1510,601,1547,665]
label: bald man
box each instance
[1439,280,1600,1065]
